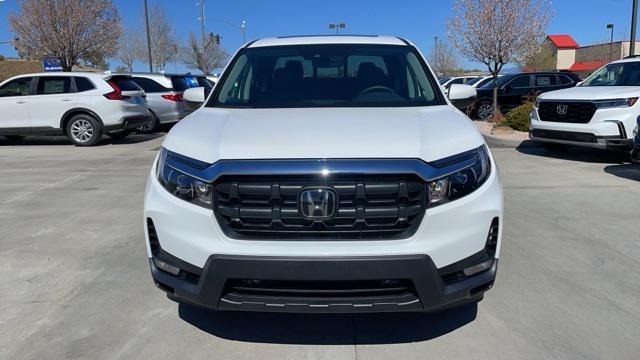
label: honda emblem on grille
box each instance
[556,104,568,115]
[299,188,337,219]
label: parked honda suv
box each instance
[530,57,640,152]
[144,36,503,313]
[0,72,148,146]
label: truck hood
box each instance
[539,86,640,101]
[162,106,485,164]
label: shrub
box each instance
[501,103,533,132]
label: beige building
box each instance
[529,34,640,78]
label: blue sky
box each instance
[0,0,637,72]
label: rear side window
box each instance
[37,76,72,95]
[196,77,212,89]
[109,77,142,91]
[75,77,96,92]
[534,74,556,86]
[131,77,170,93]
[0,77,32,97]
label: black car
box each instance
[473,72,580,120]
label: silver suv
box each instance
[120,73,212,132]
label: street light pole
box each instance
[607,24,614,61]
[143,0,153,72]
[328,23,346,35]
[199,1,206,47]
[631,0,638,56]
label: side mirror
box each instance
[183,87,205,111]
[448,84,477,109]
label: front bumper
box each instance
[150,253,497,313]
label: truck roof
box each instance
[247,35,408,48]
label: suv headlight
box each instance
[594,98,638,109]
[427,146,492,207]
[156,148,213,209]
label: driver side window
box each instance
[0,77,33,97]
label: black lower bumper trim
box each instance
[104,115,150,132]
[150,254,498,313]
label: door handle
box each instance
[61,98,73,101]
[16,100,27,104]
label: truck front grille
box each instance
[538,101,597,124]
[213,174,426,240]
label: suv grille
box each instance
[213,175,426,240]
[538,101,597,123]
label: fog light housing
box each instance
[153,258,181,276]
[463,259,494,277]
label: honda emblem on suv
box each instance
[299,188,337,219]
[556,104,568,115]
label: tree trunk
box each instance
[492,74,499,122]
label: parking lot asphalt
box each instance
[1,135,639,360]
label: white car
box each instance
[126,73,212,133]
[439,76,482,90]
[469,75,502,88]
[144,35,503,313]
[0,72,148,146]
[530,57,640,152]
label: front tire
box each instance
[475,100,494,120]
[630,147,640,164]
[66,114,102,146]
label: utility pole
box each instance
[631,0,638,56]
[199,0,207,47]
[607,24,614,61]
[144,0,153,72]
[328,23,346,35]
[434,36,439,75]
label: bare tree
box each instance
[118,25,142,72]
[182,32,229,75]
[428,40,460,76]
[9,0,122,71]
[141,4,178,72]
[447,0,552,120]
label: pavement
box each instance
[1,134,639,360]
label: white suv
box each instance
[530,57,640,152]
[0,72,149,146]
[144,36,503,313]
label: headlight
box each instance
[534,97,541,108]
[594,98,638,109]
[427,146,492,207]
[156,148,213,209]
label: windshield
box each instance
[478,75,511,89]
[210,44,443,108]
[581,62,640,86]
[466,77,483,85]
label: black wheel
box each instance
[541,142,569,153]
[4,135,25,142]
[630,147,640,164]
[106,129,133,140]
[137,112,159,134]
[475,100,494,120]
[66,114,102,146]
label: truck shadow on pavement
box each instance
[178,302,478,345]
[515,141,629,164]
[0,134,163,146]
[603,164,640,182]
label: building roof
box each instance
[547,35,579,49]
[568,60,608,71]
[248,35,407,48]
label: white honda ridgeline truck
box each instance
[530,57,640,154]
[143,36,503,313]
